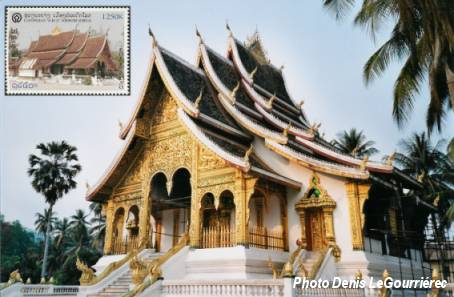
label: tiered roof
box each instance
[87,26,417,202]
[20,28,115,71]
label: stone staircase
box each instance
[87,250,164,297]
[87,270,132,297]
[297,250,323,278]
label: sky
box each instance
[1,0,453,229]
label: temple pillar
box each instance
[322,206,335,245]
[138,181,151,248]
[346,182,371,250]
[297,209,307,249]
[104,200,115,254]
[234,171,257,246]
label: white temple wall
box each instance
[263,193,282,232]
[253,137,354,257]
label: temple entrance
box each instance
[200,191,236,248]
[148,168,191,252]
[305,208,325,251]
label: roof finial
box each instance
[360,156,369,171]
[118,119,124,131]
[196,26,204,44]
[148,25,157,47]
[231,82,240,99]
[194,88,203,109]
[283,123,291,137]
[226,21,232,37]
[85,181,91,194]
[244,144,254,162]
[267,93,276,108]
[386,152,395,166]
[299,100,305,108]
[249,66,258,80]
[279,64,285,72]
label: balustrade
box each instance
[20,285,79,296]
[200,225,235,248]
[248,225,285,251]
[110,234,140,254]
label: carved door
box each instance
[305,209,325,251]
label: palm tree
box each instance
[333,128,379,158]
[69,209,90,252]
[54,218,71,249]
[394,132,454,221]
[27,141,81,279]
[322,0,454,131]
[35,208,56,237]
[89,202,105,252]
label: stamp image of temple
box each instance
[13,26,118,83]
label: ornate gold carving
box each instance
[295,173,336,250]
[346,181,371,250]
[76,258,95,286]
[329,243,341,262]
[199,146,226,170]
[267,256,278,279]
[378,270,391,297]
[8,269,23,284]
[152,93,178,126]
[130,256,148,285]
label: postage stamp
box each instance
[5,6,130,95]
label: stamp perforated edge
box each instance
[4,5,131,96]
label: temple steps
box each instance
[87,250,164,297]
[298,250,322,278]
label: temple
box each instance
[17,26,116,78]
[79,27,435,296]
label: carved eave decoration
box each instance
[295,136,393,174]
[295,172,336,210]
[265,139,370,180]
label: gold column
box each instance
[138,181,151,248]
[346,182,371,250]
[322,207,335,245]
[103,200,115,254]
[189,144,200,248]
[234,171,257,246]
[297,210,307,249]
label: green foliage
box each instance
[82,76,92,85]
[333,128,379,158]
[322,0,454,132]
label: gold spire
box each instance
[267,93,276,108]
[386,152,395,166]
[244,144,254,162]
[148,25,157,47]
[85,181,91,194]
[51,25,61,35]
[194,88,203,109]
[118,119,124,131]
[226,21,233,37]
[196,26,203,44]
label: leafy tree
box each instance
[333,128,379,158]
[34,208,56,237]
[89,202,105,252]
[68,209,90,253]
[27,141,81,279]
[0,216,41,283]
[394,132,454,222]
[322,0,454,131]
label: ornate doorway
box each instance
[305,208,325,251]
[295,173,336,251]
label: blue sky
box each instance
[1,0,453,228]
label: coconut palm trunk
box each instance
[40,204,53,279]
[446,66,454,111]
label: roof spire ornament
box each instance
[267,93,276,108]
[195,26,204,44]
[386,152,395,166]
[279,64,285,72]
[299,100,305,108]
[118,119,124,131]
[283,123,291,137]
[231,82,240,99]
[194,88,203,109]
[249,66,258,80]
[148,25,158,47]
[244,144,254,162]
[360,156,369,171]
[226,21,233,37]
[85,181,91,194]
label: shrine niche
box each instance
[295,173,336,251]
